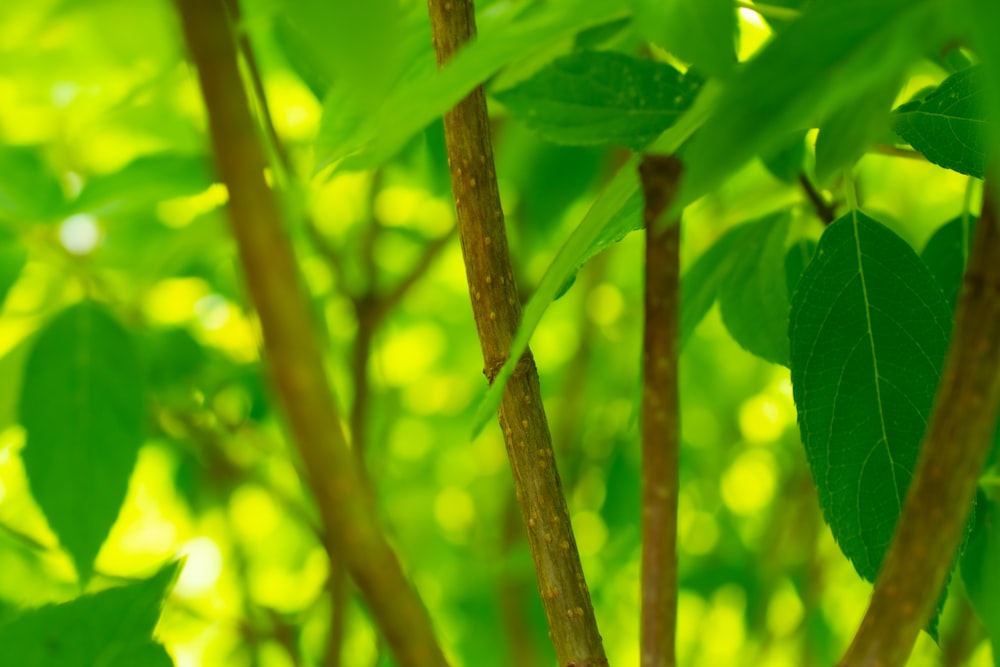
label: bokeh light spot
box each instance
[58,214,101,255]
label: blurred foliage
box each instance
[0,0,995,666]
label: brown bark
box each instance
[638,155,683,667]
[838,184,1000,666]
[426,1,608,665]
[173,1,449,665]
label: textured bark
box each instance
[639,155,683,667]
[427,1,607,665]
[174,2,449,665]
[838,184,1000,666]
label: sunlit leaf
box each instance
[815,78,899,185]
[72,153,215,216]
[18,301,146,581]
[494,51,702,150]
[718,211,792,365]
[0,146,65,222]
[790,211,952,590]
[921,213,976,311]
[678,0,952,210]
[0,562,179,667]
[892,66,987,178]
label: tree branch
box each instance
[638,155,683,667]
[426,1,607,665]
[838,182,1000,666]
[173,2,449,666]
[798,173,836,225]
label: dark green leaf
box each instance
[962,493,1000,660]
[784,237,817,296]
[718,212,792,365]
[678,0,950,210]
[921,213,976,312]
[760,131,808,184]
[815,78,900,185]
[494,52,701,150]
[18,302,146,581]
[0,146,65,222]
[0,227,27,310]
[0,562,179,667]
[963,0,1000,197]
[789,211,952,592]
[891,66,987,178]
[72,153,215,216]
[631,0,736,78]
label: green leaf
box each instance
[962,493,1000,660]
[962,0,1000,198]
[0,562,179,667]
[72,153,215,216]
[814,78,900,185]
[921,213,976,312]
[789,211,952,589]
[315,0,631,171]
[891,66,987,178]
[0,227,27,311]
[631,0,736,78]
[677,0,951,210]
[718,212,792,365]
[0,146,66,222]
[760,131,808,184]
[494,52,701,150]
[785,237,817,296]
[18,301,146,581]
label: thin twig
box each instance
[734,1,803,21]
[798,173,836,225]
[838,183,1000,666]
[427,0,608,665]
[872,144,928,161]
[173,2,449,666]
[638,154,683,667]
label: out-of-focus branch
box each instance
[838,183,1000,666]
[638,154,683,667]
[173,2,449,666]
[426,0,608,664]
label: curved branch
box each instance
[173,2,449,665]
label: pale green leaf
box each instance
[494,51,701,150]
[0,146,65,222]
[0,227,27,311]
[789,211,952,589]
[815,78,900,185]
[891,66,987,178]
[72,153,214,216]
[18,301,146,581]
[0,563,179,667]
[718,212,792,365]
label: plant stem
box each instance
[638,155,683,667]
[837,183,1000,666]
[798,173,836,225]
[426,1,607,665]
[173,2,449,666]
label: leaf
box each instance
[718,212,792,365]
[494,51,702,150]
[0,227,27,311]
[921,213,976,312]
[0,146,66,222]
[962,493,1000,661]
[785,237,817,295]
[0,562,179,667]
[814,78,900,185]
[315,0,631,171]
[789,211,952,590]
[18,301,147,581]
[891,66,987,178]
[963,0,1000,203]
[677,0,952,211]
[72,153,215,216]
[631,0,736,78]
[760,131,808,184]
